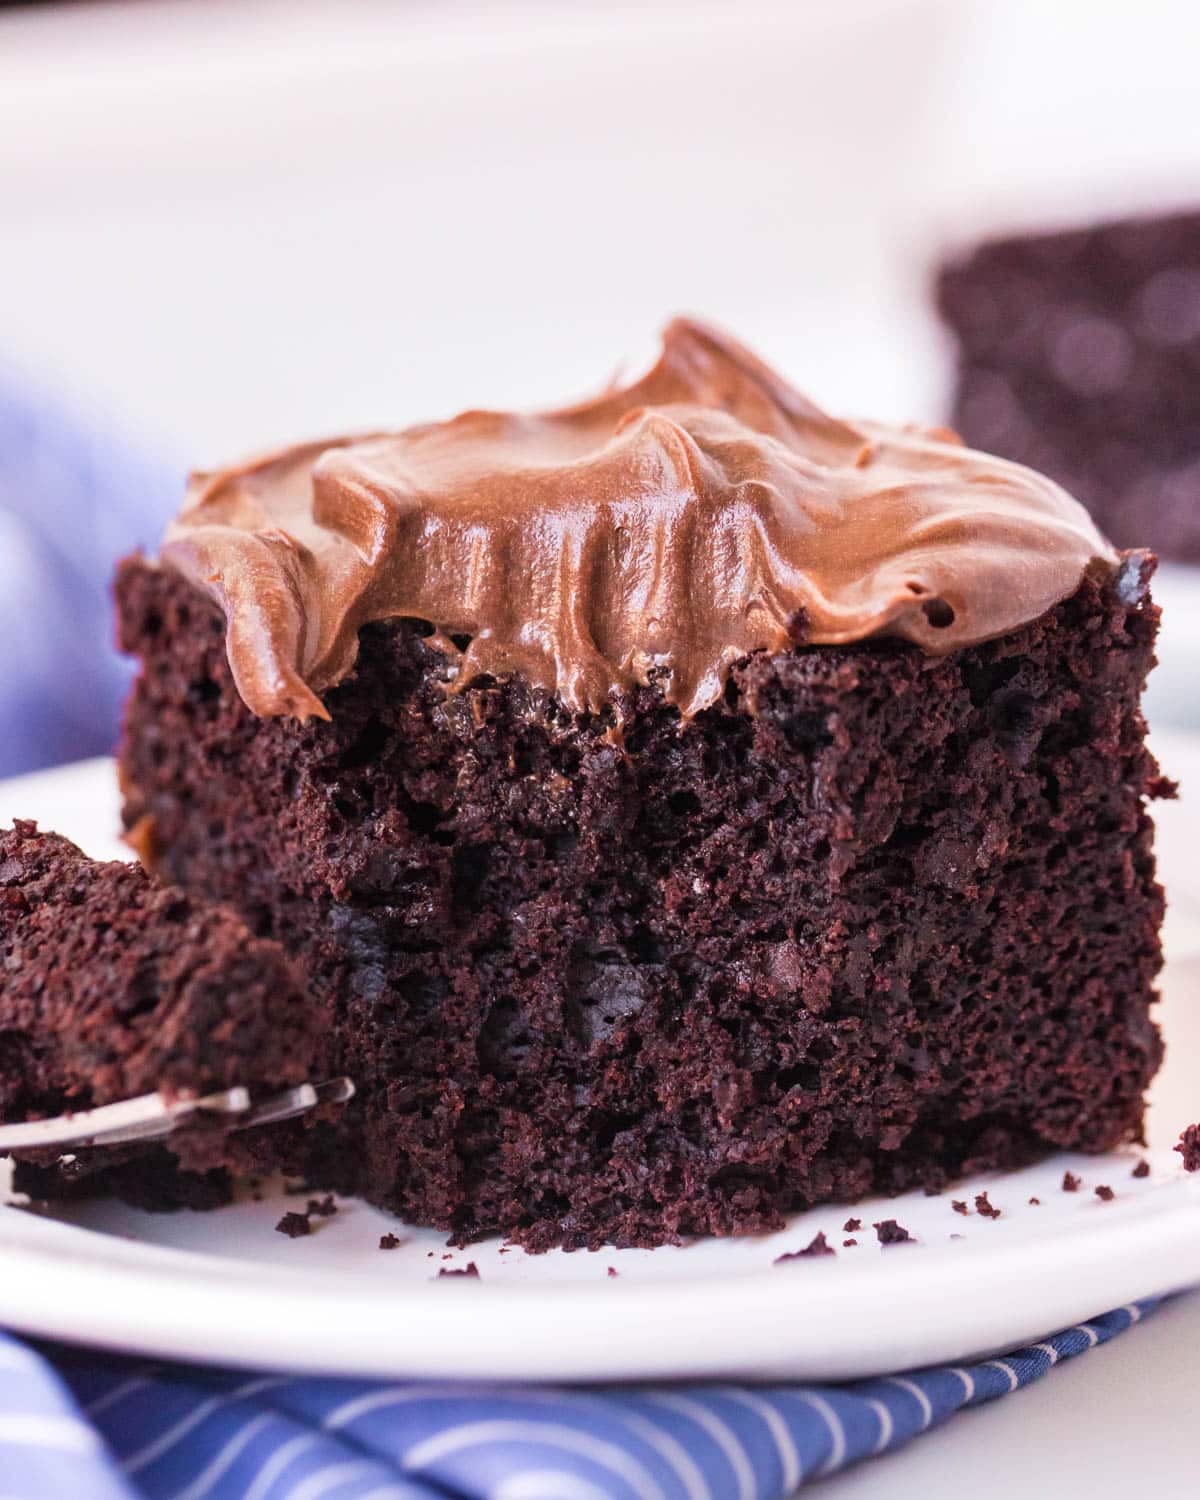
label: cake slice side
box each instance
[112,551,1170,1249]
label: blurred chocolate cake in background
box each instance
[937,208,1200,564]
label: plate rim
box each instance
[1,1172,1198,1383]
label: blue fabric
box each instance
[0,367,182,778]
[0,1301,1156,1498]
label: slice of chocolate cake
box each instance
[937,207,1200,563]
[109,318,1168,1250]
[1,821,328,1205]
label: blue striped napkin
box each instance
[0,1302,1155,1498]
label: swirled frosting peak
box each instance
[162,318,1117,720]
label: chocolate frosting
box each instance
[162,318,1117,721]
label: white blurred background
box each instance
[6,0,1200,445]
[0,0,1197,764]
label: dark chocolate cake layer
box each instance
[938,209,1200,563]
[1,821,327,1198]
[112,550,1169,1249]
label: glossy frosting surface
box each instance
[162,319,1117,719]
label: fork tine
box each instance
[230,1078,356,1132]
[0,1077,354,1157]
[232,1083,318,1130]
[80,1087,253,1147]
[0,1087,250,1153]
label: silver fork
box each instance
[0,1077,355,1156]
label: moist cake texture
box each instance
[938,208,1200,563]
[31,320,1172,1249]
[113,555,1167,1248]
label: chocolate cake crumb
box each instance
[843,1238,858,1248]
[379,1232,403,1250]
[607,1266,619,1278]
[275,1211,311,1239]
[951,1200,969,1215]
[843,1218,862,1232]
[1062,1171,1082,1192]
[306,1195,337,1218]
[1176,1125,1200,1172]
[1095,1184,1115,1202]
[437,1263,480,1279]
[775,1231,835,1263]
[974,1191,1001,1220]
[1132,1160,1151,1179]
[1028,1196,1040,1205]
[873,1219,914,1246]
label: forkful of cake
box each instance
[0,820,352,1190]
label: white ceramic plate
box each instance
[0,741,1198,1384]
